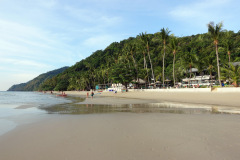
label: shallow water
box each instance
[0,91,71,136]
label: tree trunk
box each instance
[103,73,105,87]
[143,51,146,70]
[163,44,166,86]
[107,71,109,89]
[173,53,175,87]
[210,70,212,89]
[216,44,222,87]
[131,51,138,81]
[147,43,155,85]
[188,65,192,88]
[228,53,231,81]
[144,51,149,84]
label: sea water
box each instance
[0,91,71,136]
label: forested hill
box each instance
[39,29,240,91]
[8,67,69,91]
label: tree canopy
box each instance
[25,24,240,91]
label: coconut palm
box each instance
[207,21,223,87]
[223,30,234,80]
[160,28,171,86]
[202,53,216,87]
[221,63,240,87]
[140,32,155,84]
[170,37,178,87]
[124,43,138,81]
[180,49,199,87]
[137,43,149,83]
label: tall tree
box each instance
[208,21,223,86]
[223,30,234,80]
[160,28,171,86]
[170,37,178,87]
[140,32,155,84]
[186,49,199,86]
[124,43,138,81]
[137,43,149,83]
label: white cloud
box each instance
[0,58,52,69]
[167,0,234,35]
[0,18,76,61]
[63,5,123,29]
[169,0,232,20]
[83,35,120,50]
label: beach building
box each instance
[181,68,216,87]
[95,84,110,90]
[107,83,123,91]
[131,79,148,89]
[181,75,216,87]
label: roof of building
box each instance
[188,68,198,73]
[232,62,240,66]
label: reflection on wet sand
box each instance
[39,101,225,115]
[38,95,240,115]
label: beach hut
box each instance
[131,79,147,89]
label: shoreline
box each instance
[63,90,240,108]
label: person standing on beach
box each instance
[91,91,94,99]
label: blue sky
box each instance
[0,0,240,91]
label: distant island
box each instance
[8,67,69,91]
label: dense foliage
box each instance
[8,67,69,91]
[25,25,240,91]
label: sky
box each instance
[0,0,240,91]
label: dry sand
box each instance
[1,91,240,160]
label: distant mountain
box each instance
[8,67,69,91]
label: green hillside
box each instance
[8,67,69,91]
[39,26,240,91]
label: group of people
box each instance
[87,91,94,98]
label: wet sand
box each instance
[1,113,240,160]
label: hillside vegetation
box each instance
[8,67,69,91]
[38,25,240,91]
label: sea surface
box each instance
[0,91,71,136]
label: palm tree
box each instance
[170,37,178,87]
[137,43,149,83]
[202,53,216,87]
[124,43,138,81]
[223,30,234,80]
[160,28,171,86]
[207,21,223,87]
[221,63,240,87]
[140,32,155,84]
[184,49,199,87]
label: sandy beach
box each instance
[1,90,240,160]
